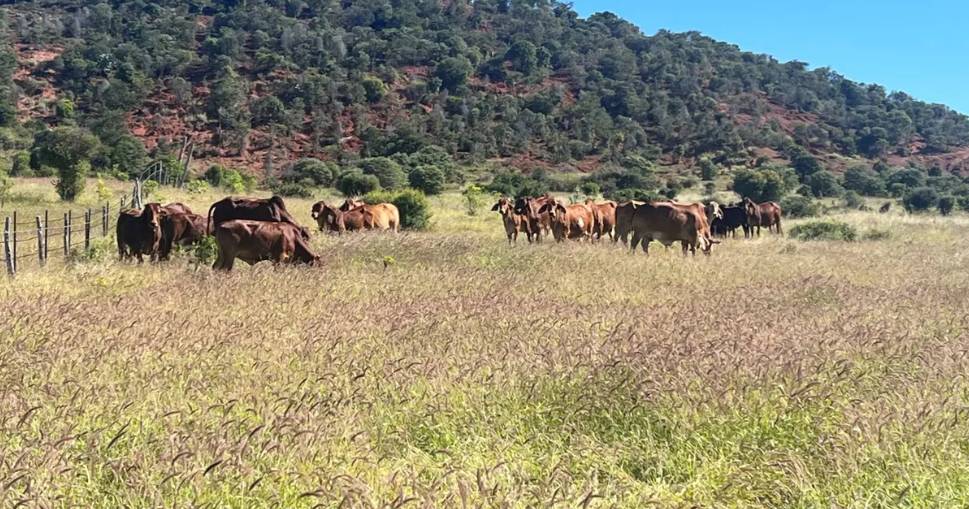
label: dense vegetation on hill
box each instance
[2,0,969,199]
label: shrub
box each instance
[359,157,407,189]
[337,171,381,197]
[10,151,31,177]
[95,176,112,202]
[272,181,314,198]
[221,170,253,194]
[806,170,843,197]
[842,166,885,196]
[187,180,210,195]
[579,181,601,197]
[0,168,10,207]
[842,190,864,209]
[789,220,857,242]
[408,165,445,195]
[780,195,820,218]
[461,184,490,216]
[364,188,431,230]
[938,195,955,216]
[732,166,797,202]
[902,186,939,212]
[283,158,337,187]
[862,229,891,241]
[698,157,718,180]
[204,165,226,187]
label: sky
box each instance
[571,1,969,114]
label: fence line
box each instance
[3,201,117,277]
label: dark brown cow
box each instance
[162,202,194,216]
[538,198,595,242]
[159,211,207,260]
[743,197,783,236]
[116,203,163,263]
[492,197,529,245]
[312,201,400,233]
[586,199,617,241]
[513,195,552,243]
[615,200,645,245]
[712,205,748,238]
[627,201,720,256]
[213,220,320,271]
[207,196,307,239]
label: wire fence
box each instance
[2,197,130,277]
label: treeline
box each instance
[2,0,968,184]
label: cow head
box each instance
[340,198,364,212]
[705,201,723,221]
[311,201,326,220]
[492,197,514,216]
[538,199,570,241]
[316,203,346,233]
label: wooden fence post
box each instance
[63,211,70,257]
[36,216,44,266]
[102,204,108,236]
[44,210,49,261]
[3,217,12,277]
[11,210,16,273]
[84,209,91,251]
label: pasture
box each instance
[2,179,969,507]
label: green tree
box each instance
[902,187,939,212]
[0,166,11,208]
[110,135,148,177]
[337,171,380,197]
[359,157,407,189]
[435,56,473,92]
[732,166,796,202]
[938,196,955,216]
[806,170,843,197]
[251,95,287,128]
[842,166,885,196]
[361,76,388,103]
[32,127,100,201]
[408,165,445,195]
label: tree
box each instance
[359,157,406,189]
[435,56,473,92]
[842,166,885,196]
[32,127,100,201]
[408,165,445,195]
[361,76,387,103]
[886,168,926,195]
[732,166,796,202]
[0,167,11,208]
[806,170,842,197]
[337,171,380,197]
[938,196,955,216]
[698,157,718,180]
[283,158,337,187]
[251,95,286,128]
[902,187,939,212]
[792,151,823,180]
[505,40,539,75]
[110,135,147,176]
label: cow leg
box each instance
[775,219,783,235]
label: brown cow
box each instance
[116,203,163,263]
[340,198,365,211]
[539,198,595,242]
[513,195,552,243]
[159,211,207,260]
[627,201,720,256]
[162,202,194,216]
[743,197,783,236]
[313,201,400,233]
[615,201,645,245]
[207,196,307,239]
[492,197,529,245]
[586,199,617,241]
[213,220,320,271]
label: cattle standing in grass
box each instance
[312,201,400,233]
[117,203,163,263]
[159,211,207,260]
[743,197,783,236]
[514,195,552,243]
[213,220,320,271]
[586,199,617,241]
[627,202,720,256]
[538,198,595,242]
[492,197,528,244]
[615,201,645,245]
[879,202,892,214]
[340,198,365,211]
[207,196,306,239]
[712,205,749,238]
[162,202,194,216]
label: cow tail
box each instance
[206,202,217,238]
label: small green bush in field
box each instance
[364,188,431,230]
[780,195,819,218]
[789,220,857,242]
[193,235,218,267]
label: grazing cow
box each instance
[159,211,207,260]
[743,197,783,236]
[513,195,552,243]
[312,201,400,233]
[627,201,720,256]
[538,198,595,242]
[586,199,618,241]
[340,198,365,211]
[712,205,749,238]
[162,202,194,216]
[116,203,163,262]
[879,202,892,214]
[660,201,719,244]
[492,197,528,244]
[213,220,320,271]
[207,196,307,239]
[615,201,645,245]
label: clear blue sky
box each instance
[571,1,969,114]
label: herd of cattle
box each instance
[116,196,401,270]
[493,195,783,255]
[114,193,782,270]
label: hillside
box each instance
[2,1,969,181]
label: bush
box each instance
[221,169,254,194]
[283,158,337,187]
[842,166,885,196]
[938,195,955,216]
[337,171,381,197]
[359,157,407,189]
[204,165,226,187]
[698,157,718,180]
[461,184,490,216]
[579,181,601,197]
[806,170,843,197]
[10,151,31,177]
[789,220,857,242]
[902,186,940,212]
[408,165,445,195]
[364,188,431,230]
[862,229,891,241]
[780,195,820,218]
[187,180,210,195]
[272,182,314,198]
[732,166,797,202]
[842,190,864,209]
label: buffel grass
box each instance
[2,182,969,507]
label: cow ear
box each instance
[556,204,567,214]
[491,202,500,212]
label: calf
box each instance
[213,220,320,271]
[712,205,748,238]
[492,197,528,244]
[743,197,783,236]
[313,201,400,233]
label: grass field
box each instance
[2,179,969,507]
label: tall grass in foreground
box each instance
[2,186,969,506]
